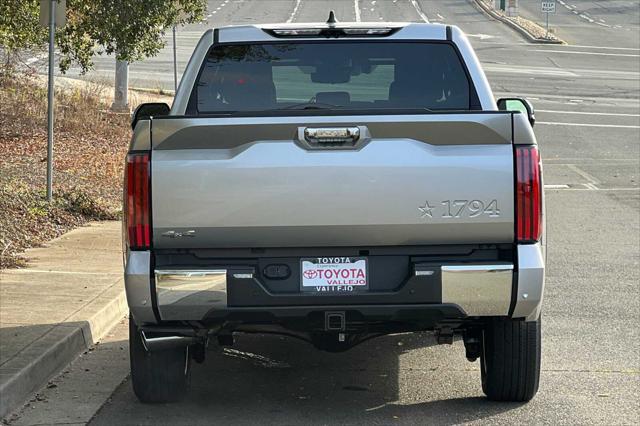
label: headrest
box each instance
[221,68,276,109]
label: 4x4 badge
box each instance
[161,230,196,238]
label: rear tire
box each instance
[480,317,541,402]
[129,317,191,403]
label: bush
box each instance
[0,76,129,268]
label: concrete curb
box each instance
[470,0,566,44]
[0,290,127,419]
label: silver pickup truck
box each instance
[124,15,545,404]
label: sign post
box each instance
[39,0,65,202]
[541,1,556,39]
[172,26,178,92]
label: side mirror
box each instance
[497,97,535,127]
[131,103,170,130]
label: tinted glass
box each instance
[193,42,472,114]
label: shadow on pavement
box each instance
[90,332,522,425]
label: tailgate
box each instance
[151,113,514,248]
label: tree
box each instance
[0,0,206,73]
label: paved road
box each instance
[14,0,639,425]
[518,0,640,48]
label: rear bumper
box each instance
[124,243,544,325]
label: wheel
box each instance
[480,317,541,402]
[129,316,191,403]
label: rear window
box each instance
[192,42,475,115]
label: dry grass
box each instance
[0,73,132,268]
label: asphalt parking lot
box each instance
[9,0,639,425]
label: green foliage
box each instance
[0,1,46,51]
[0,0,206,73]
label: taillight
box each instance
[515,145,542,243]
[125,153,150,250]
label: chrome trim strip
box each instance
[441,265,514,272]
[156,269,226,277]
[441,263,513,316]
[155,269,227,320]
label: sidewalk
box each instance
[0,222,127,419]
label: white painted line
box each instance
[410,0,429,22]
[567,44,640,51]
[545,159,638,163]
[537,110,640,117]
[567,164,601,185]
[494,92,640,105]
[354,0,361,22]
[484,65,579,77]
[583,183,600,190]
[437,13,445,21]
[287,0,302,23]
[537,122,640,129]
[468,33,495,40]
[486,43,640,51]
[545,184,570,189]
[533,49,639,58]
[549,187,639,192]
[579,14,594,23]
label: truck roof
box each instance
[216,22,451,43]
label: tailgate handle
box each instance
[304,127,360,144]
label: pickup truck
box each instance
[124,15,545,404]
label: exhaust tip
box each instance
[141,331,196,352]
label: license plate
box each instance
[300,257,368,293]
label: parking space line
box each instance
[410,0,429,23]
[287,0,302,23]
[567,45,640,51]
[537,122,640,129]
[532,49,640,58]
[546,187,638,191]
[567,164,601,185]
[354,0,361,22]
[537,110,640,117]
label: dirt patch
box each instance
[0,73,133,268]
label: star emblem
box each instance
[418,201,434,218]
